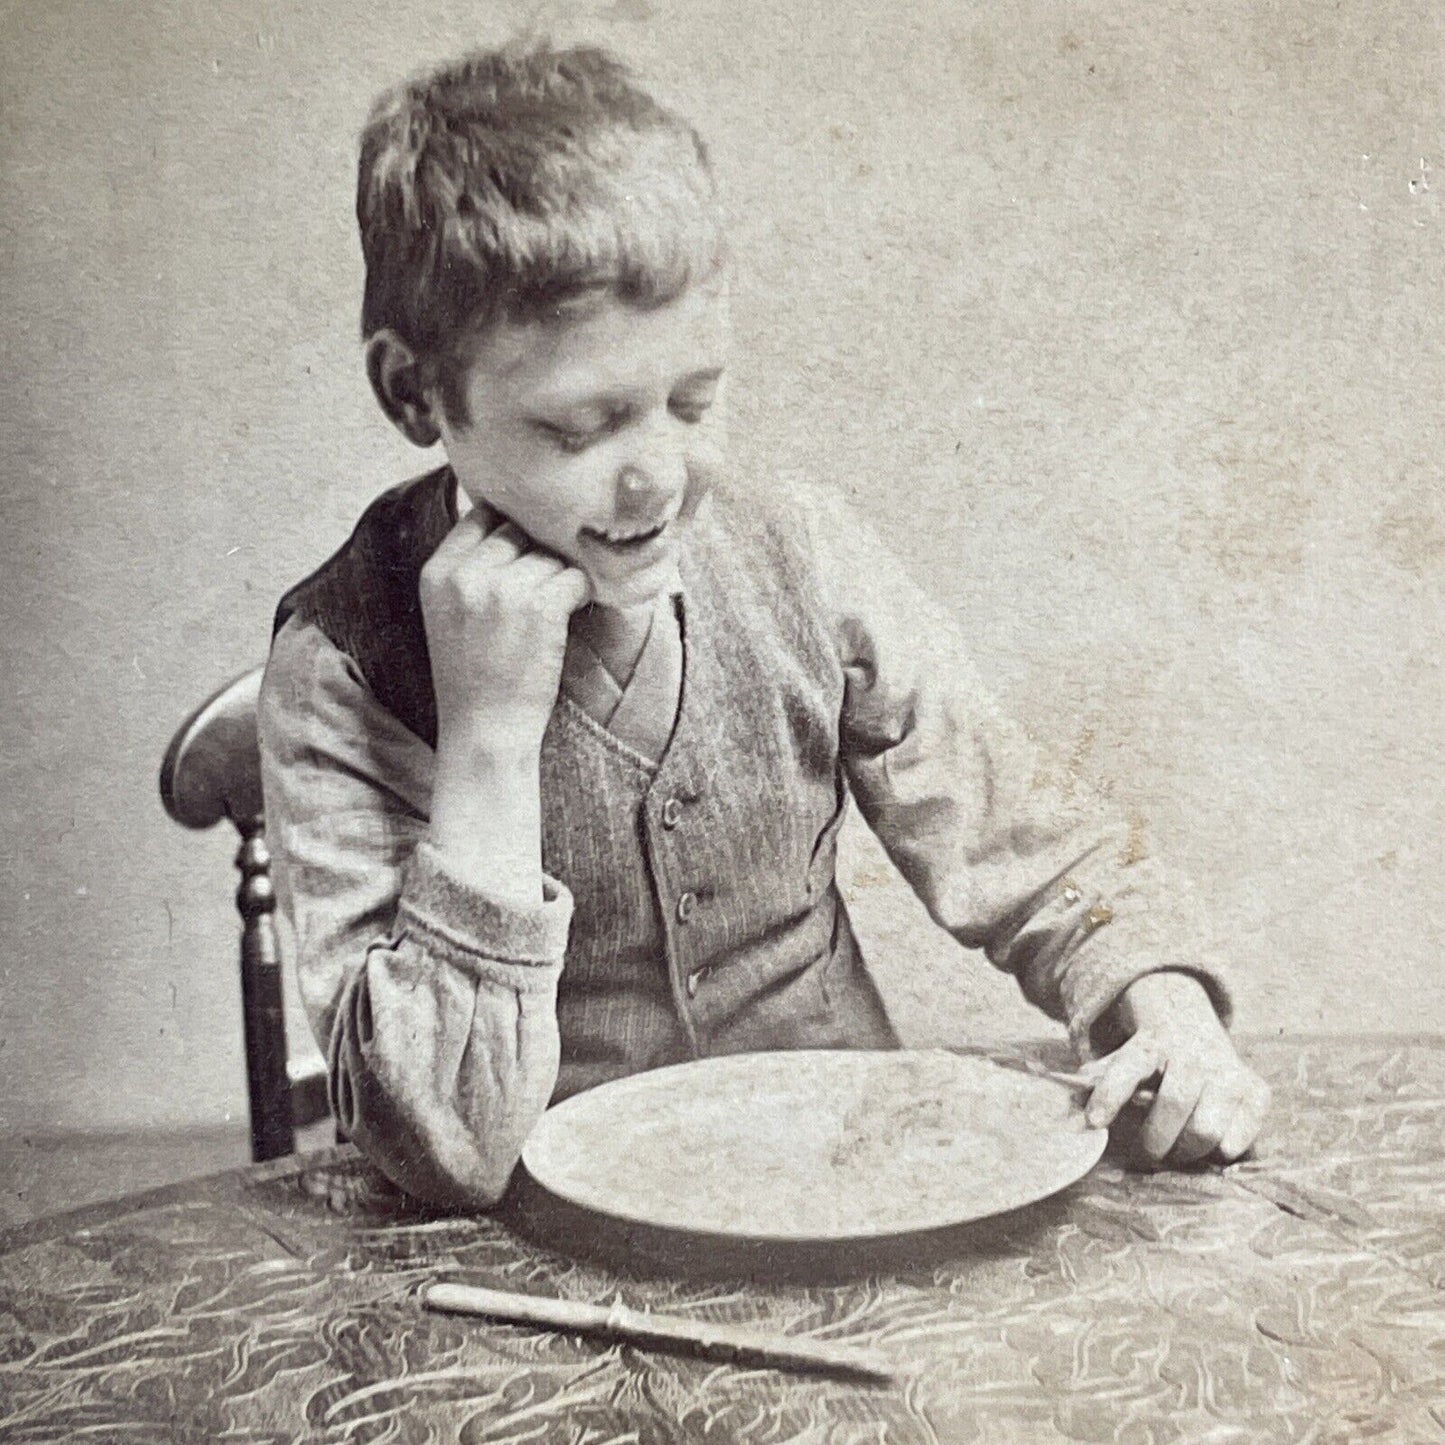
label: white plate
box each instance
[521,1050,1107,1242]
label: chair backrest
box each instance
[160,668,266,829]
[160,668,325,1161]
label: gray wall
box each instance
[2,0,1440,1132]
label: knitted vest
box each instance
[275,467,897,1097]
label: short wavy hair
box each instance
[358,42,724,419]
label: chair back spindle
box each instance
[234,814,296,1160]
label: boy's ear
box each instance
[365,330,442,447]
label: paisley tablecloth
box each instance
[1,1037,1442,1443]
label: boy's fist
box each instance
[1081,971,1271,1169]
[420,515,591,753]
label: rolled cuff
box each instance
[1061,922,1235,1059]
[397,840,573,972]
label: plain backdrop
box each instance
[1,0,1441,1132]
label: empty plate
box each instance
[521,1049,1106,1241]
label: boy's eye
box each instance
[669,389,718,425]
[537,419,612,454]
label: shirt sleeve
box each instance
[257,614,572,1207]
[794,485,1233,1055]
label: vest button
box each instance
[676,890,697,923]
[686,966,708,998]
[661,797,684,830]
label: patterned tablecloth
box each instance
[1,1037,1442,1444]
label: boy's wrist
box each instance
[435,715,546,772]
[1114,970,1221,1034]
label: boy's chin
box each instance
[586,560,683,610]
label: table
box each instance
[1,1037,1442,1444]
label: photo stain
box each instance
[1122,813,1150,867]
[600,0,655,23]
[1207,447,1316,584]
[1376,507,1445,576]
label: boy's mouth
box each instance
[582,519,669,552]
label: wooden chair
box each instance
[160,667,329,1161]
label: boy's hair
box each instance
[358,42,723,422]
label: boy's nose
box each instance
[613,464,676,524]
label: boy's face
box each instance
[433,278,729,609]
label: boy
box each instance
[259,42,1269,1208]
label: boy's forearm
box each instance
[429,732,545,909]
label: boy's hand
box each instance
[1081,972,1270,1168]
[420,515,591,754]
